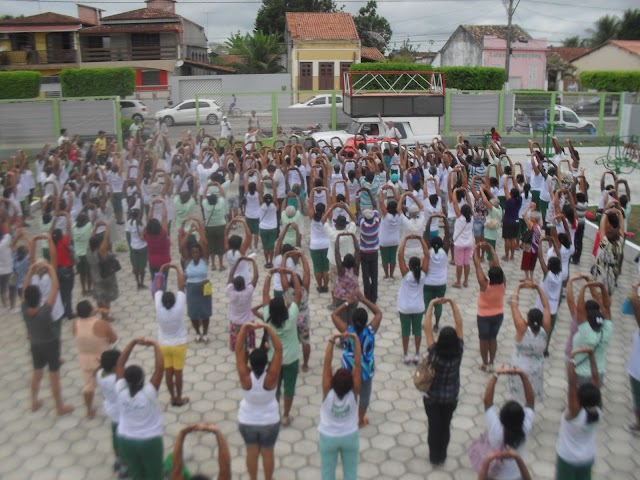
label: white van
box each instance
[311,116,440,147]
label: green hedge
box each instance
[60,67,136,97]
[579,71,640,92]
[349,63,505,91]
[0,71,42,99]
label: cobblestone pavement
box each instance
[1,149,639,480]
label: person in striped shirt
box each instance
[357,207,381,304]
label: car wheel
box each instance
[207,114,219,125]
[163,116,174,127]
[132,114,144,122]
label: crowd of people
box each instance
[1,122,639,480]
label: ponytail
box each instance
[409,257,421,283]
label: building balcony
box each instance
[81,45,178,63]
[0,49,78,67]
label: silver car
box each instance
[154,99,223,126]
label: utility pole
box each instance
[503,0,520,90]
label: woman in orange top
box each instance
[73,299,118,418]
[473,242,506,373]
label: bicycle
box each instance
[220,103,243,118]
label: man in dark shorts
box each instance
[22,261,73,416]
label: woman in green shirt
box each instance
[252,269,302,427]
[480,188,502,262]
[201,184,227,271]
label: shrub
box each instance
[579,71,640,92]
[349,63,505,91]
[0,71,42,99]
[60,67,136,97]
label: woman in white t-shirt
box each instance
[308,202,331,292]
[481,368,535,480]
[243,178,261,251]
[397,235,429,365]
[153,264,189,407]
[452,201,474,288]
[378,188,401,281]
[556,347,602,478]
[227,257,258,351]
[319,331,362,480]
[258,192,279,268]
[423,234,449,332]
[125,208,148,289]
[115,337,164,480]
[235,322,283,480]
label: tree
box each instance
[225,31,285,74]
[561,36,589,48]
[0,15,24,20]
[389,38,419,63]
[255,0,339,37]
[587,14,620,47]
[617,9,640,40]
[354,0,392,53]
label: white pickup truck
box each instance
[311,116,440,148]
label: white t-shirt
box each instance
[402,213,427,252]
[547,244,575,281]
[453,217,474,248]
[309,219,330,250]
[325,222,357,266]
[536,271,562,315]
[425,248,448,286]
[556,408,601,465]
[226,283,255,325]
[318,389,358,437]
[126,220,147,250]
[379,213,401,247]
[397,271,428,314]
[486,405,535,480]
[238,371,280,426]
[244,191,260,219]
[31,273,64,321]
[272,255,295,292]
[226,250,250,285]
[0,233,12,275]
[258,203,278,230]
[154,291,187,346]
[116,380,163,440]
[425,199,442,233]
[96,370,119,422]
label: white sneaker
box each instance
[413,353,420,365]
[10,307,20,314]
[402,354,411,365]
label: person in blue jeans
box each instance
[319,330,362,480]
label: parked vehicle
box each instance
[289,94,343,108]
[311,116,440,147]
[120,100,148,122]
[154,99,223,126]
[291,123,322,137]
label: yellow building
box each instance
[285,12,361,102]
[0,12,90,77]
[571,40,640,74]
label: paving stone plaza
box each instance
[1,147,639,479]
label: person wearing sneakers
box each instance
[154,263,189,406]
[397,235,430,365]
[473,242,506,372]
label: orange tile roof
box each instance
[609,40,640,56]
[102,8,180,22]
[0,12,85,26]
[80,24,181,34]
[361,46,386,62]
[548,47,590,63]
[286,12,359,41]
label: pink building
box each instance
[482,37,547,90]
[436,25,548,90]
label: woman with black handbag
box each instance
[87,220,119,322]
[422,297,464,466]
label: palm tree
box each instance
[561,36,581,48]
[587,15,620,47]
[617,9,640,40]
[225,31,285,74]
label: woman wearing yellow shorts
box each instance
[154,263,189,406]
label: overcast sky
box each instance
[2,0,637,51]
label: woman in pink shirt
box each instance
[473,242,506,372]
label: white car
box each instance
[289,94,343,108]
[120,100,148,122]
[154,99,223,126]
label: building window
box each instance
[340,62,352,89]
[299,62,312,90]
[319,62,334,90]
[141,70,162,87]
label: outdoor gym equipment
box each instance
[594,135,639,175]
